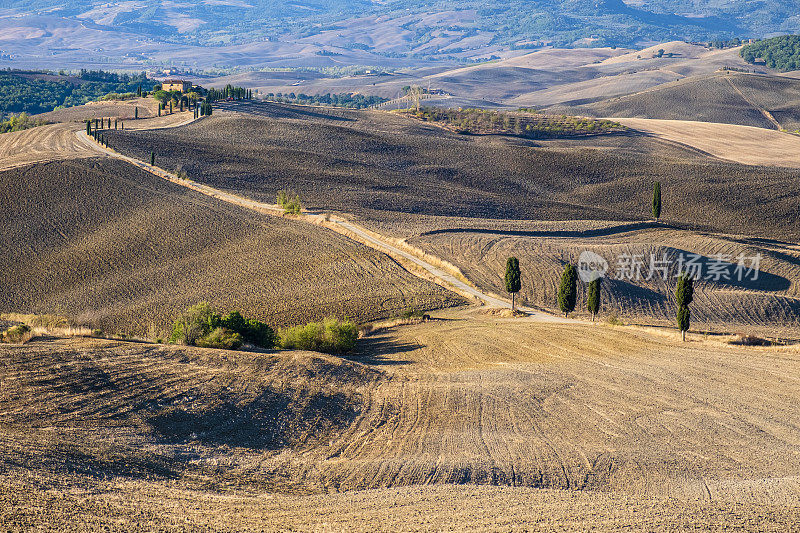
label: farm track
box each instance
[78,122,552,318]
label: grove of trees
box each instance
[741,35,800,71]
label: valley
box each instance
[3,53,800,529]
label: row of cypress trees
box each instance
[501,181,695,340]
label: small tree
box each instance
[85,120,91,135]
[504,257,521,312]
[150,152,155,166]
[675,273,694,341]
[134,107,139,119]
[652,181,662,221]
[557,264,578,317]
[587,278,601,321]
[277,190,301,215]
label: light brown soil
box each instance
[2,313,799,528]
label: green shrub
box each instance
[169,303,275,349]
[1,324,32,344]
[277,189,302,215]
[220,311,275,348]
[197,327,243,349]
[279,318,359,354]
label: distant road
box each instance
[618,117,800,168]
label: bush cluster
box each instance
[169,303,275,349]
[0,324,32,344]
[404,107,625,138]
[0,112,47,134]
[279,318,359,354]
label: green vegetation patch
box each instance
[265,92,388,109]
[0,70,155,118]
[401,107,626,138]
[0,113,47,134]
[741,36,800,71]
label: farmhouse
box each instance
[162,79,191,93]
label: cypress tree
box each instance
[86,120,91,135]
[137,85,142,97]
[557,264,578,318]
[652,181,662,221]
[587,278,601,322]
[504,257,521,312]
[675,273,694,341]
[114,119,118,129]
[150,152,155,166]
[158,106,161,117]
[677,306,690,342]
[135,107,139,119]
[169,101,173,114]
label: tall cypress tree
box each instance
[504,257,521,312]
[675,273,694,341]
[652,181,662,221]
[557,264,578,317]
[135,107,139,119]
[86,120,91,135]
[150,152,155,166]
[587,278,601,322]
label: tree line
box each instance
[501,180,693,340]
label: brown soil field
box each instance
[562,72,800,132]
[106,102,800,243]
[0,158,463,335]
[410,224,800,336]
[2,312,799,528]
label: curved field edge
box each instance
[0,158,465,335]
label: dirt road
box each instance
[0,111,197,172]
[81,127,551,317]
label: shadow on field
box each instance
[419,221,664,239]
[147,388,360,449]
[346,336,424,366]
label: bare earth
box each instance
[618,117,800,168]
[2,312,800,529]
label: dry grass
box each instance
[615,116,800,168]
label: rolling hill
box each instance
[564,72,800,131]
[0,157,463,335]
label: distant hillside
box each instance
[561,72,800,131]
[4,0,800,70]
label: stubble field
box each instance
[2,310,800,529]
[0,158,463,335]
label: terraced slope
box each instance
[106,102,800,242]
[3,315,800,528]
[0,158,463,334]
